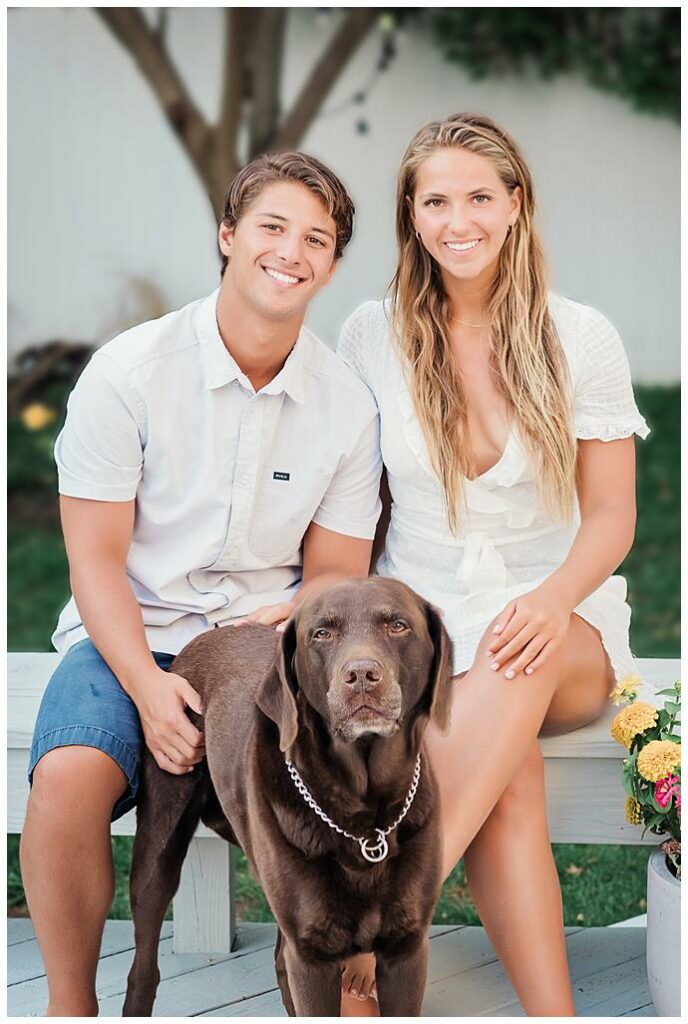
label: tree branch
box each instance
[216,8,253,172]
[95,8,213,183]
[247,8,287,158]
[272,9,378,151]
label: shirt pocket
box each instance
[248,467,333,562]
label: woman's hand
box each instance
[233,601,296,632]
[129,666,206,774]
[487,586,574,678]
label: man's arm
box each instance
[60,496,205,774]
[239,521,373,627]
[299,521,373,598]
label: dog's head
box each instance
[256,578,453,753]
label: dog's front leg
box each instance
[281,939,341,1017]
[375,934,429,1016]
[274,927,296,1016]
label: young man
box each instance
[20,152,382,1016]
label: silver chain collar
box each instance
[284,753,422,863]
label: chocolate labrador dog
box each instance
[123,577,452,1017]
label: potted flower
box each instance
[610,676,681,1017]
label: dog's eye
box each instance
[388,620,409,634]
[312,628,332,640]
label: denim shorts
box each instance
[28,638,174,821]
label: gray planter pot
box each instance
[646,847,681,1016]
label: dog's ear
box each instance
[255,615,299,753]
[423,601,453,734]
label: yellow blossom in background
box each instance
[610,673,643,706]
[625,797,642,825]
[610,701,659,748]
[636,740,681,783]
[21,403,57,431]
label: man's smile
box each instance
[262,265,304,287]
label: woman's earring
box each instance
[415,230,422,241]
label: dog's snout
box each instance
[342,659,383,690]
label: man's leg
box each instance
[20,746,128,1016]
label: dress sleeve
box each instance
[337,301,377,389]
[571,306,650,441]
[54,351,145,501]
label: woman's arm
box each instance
[538,436,636,607]
[487,436,637,677]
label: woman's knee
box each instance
[541,616,613,735]
[30,746,128,818]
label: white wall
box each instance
[8,8,680,381]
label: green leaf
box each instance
[622,774,636,798]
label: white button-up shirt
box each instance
[52,290,382,655]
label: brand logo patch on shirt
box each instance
[273,471,290,481]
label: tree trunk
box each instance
[95,8,379,224]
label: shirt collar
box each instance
[196,289,308,403]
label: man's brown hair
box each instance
[220,152,355,274]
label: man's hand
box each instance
[234,601,296,632]
[128,666,206,774]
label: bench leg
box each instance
[172,836,236,954]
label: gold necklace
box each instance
[450,315,485,329]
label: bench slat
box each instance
[7,652,677,954]
[8,655,679,755]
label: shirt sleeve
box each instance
[310,411,383,540]
[54,351,145,501]
[572,306,650,442]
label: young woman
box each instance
[337,113,649,1016]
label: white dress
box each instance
[338,294,650,679]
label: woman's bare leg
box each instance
[462,742,573,1014]
[341,613,611,1016]
[430,614,611,1016]
[428,615,610,870]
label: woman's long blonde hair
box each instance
[391,113,576,532]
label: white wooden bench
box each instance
[7,654,678,956]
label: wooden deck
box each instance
[7,918,656,1017]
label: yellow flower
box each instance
[21,403,57,431]
[610,673,643,706]
[636,740,681,783]
[625,797,642,825]
[610,702,658,748]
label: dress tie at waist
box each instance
[455,531,508,594]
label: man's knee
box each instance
[29,746,128,819]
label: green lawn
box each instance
[7,384,679,923]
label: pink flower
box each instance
[655,774,681,810]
